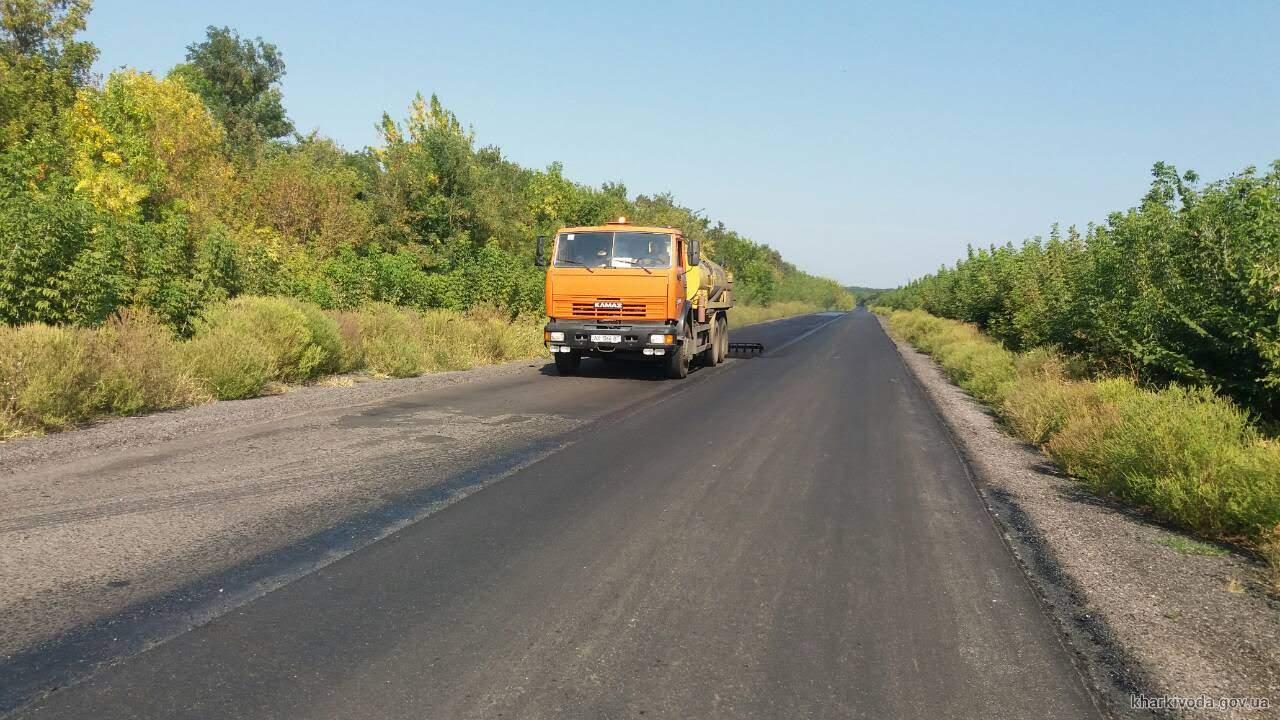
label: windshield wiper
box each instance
[557,258,594,272]
[612,258,652,274]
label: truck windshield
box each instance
[554,231,672,269]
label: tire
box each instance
[697,321,716,367]
[666,326,691,379]
[714,316,728,364]
[554,353,580,375]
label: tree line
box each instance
[878,162,1280,421]
[0,0,852,335]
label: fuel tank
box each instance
[696,258,731,301]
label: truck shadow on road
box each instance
[534,358,712,382]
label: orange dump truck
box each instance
[536,218,738,378]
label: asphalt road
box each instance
[9,310,1100,719]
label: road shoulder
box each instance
[878,316,1280,720]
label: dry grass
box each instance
[1047,381,1280,539]
[731,301,828,328]
[880,307,1280,564]
[1001,350,1100,444]
[329,310,367,372]
[93,309,210,414]
[0,296,550,440]
[0,310,210,438]
[331,303,546,378]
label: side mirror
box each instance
[535,236,548,267]
[688,238,701,266]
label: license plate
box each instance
[590,334,622,343]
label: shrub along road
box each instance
[2,311,1101,719]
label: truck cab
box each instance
[538,218,733,378]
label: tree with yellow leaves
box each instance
[67,69,229,219]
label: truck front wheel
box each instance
[554,352,581,375]
[666,326,691,379]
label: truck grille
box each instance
[554,296,664,320]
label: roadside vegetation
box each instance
[876,308,1280,583]
[876,163,1280,424]
[874,161,1280,582]
[845,286,891,306]
[731,301,832,327]
[0,296,545,438]
[0,1,850,336]
[0,296,823,440]
[0,1,851,439]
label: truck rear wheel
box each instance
[554,353,581,375]
[697,321,717,367]
[714,316,728,364]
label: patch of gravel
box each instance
[880,317,1279,720]
[0,359,544,474]
[0,357,564,661]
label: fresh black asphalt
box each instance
[10,310,1100,719]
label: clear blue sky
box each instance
[85,0,1279,287]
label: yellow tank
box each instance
[697,258,731,301]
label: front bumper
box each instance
[544,320,676,356]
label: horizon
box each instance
[85,0,1280,287]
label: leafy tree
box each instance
[373,93,480,249]
[170,26,292,154]
[0,0,96,188]
[67,69,228,219]
[879,162,1280,420]
[239,134,373,255]
[0,186,96,323]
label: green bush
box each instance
[182,325,275,400]
[288,298,343,376]
[0,190,99,326]
[885,308,1280,549]
[190,296,340,386]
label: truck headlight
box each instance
[649,333,674,344]
[547,331,565,342]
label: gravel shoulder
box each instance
[0,359,540,471]
[880,316,1280,719]
[0,358,584,663]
